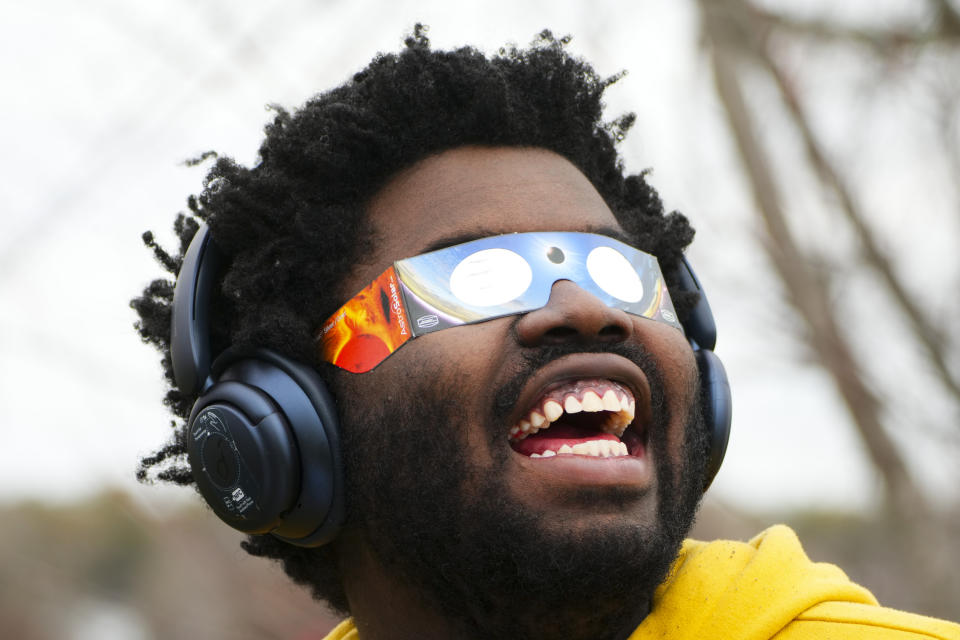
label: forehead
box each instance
[358,147,623,283]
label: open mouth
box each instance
[508,378,646,459]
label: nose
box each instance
[514,279,634,347]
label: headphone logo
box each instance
[194,408,241,490]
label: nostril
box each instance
[542,326,580,344]
[598,325,629,340]
[539,324,627,344]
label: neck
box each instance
[339,532,465,640]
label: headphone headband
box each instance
[171,224,222,394]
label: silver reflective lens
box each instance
[449,248,534,307]
[586,246,644,303]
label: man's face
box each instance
[332,147,706,638]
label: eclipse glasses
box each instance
[316,231,682,373]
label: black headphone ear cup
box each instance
[187,349,344,547]
[188,381,300,534]
[695,349,732,490]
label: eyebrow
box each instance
[416,225,634,256]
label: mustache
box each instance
[490,341,667,428]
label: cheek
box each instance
[340,319,515,415]
[667,370,699,464]
[400,320,514,378]
[642,324,699,457]
[398,321,516,447]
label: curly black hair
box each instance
[132,25,696,614]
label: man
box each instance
[134,27,960,640]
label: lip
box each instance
[505,352,656,488]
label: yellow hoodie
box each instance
[632,525,958,639]
[322,526,960,639]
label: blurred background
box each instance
[2,0,958,636]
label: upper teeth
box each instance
[509,386,636,442]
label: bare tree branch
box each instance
[754,34,960,408]
[699,0,929,520]
[746,0,960,51]
[934,0,960,37]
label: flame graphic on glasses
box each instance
[318,266,412,373]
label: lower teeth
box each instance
[529,441,629,458]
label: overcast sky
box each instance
[2,0,956,514]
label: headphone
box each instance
[171,223,731,547]
[675,258,732,490]
[171,223,343,547]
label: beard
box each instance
[334,341,708,640]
